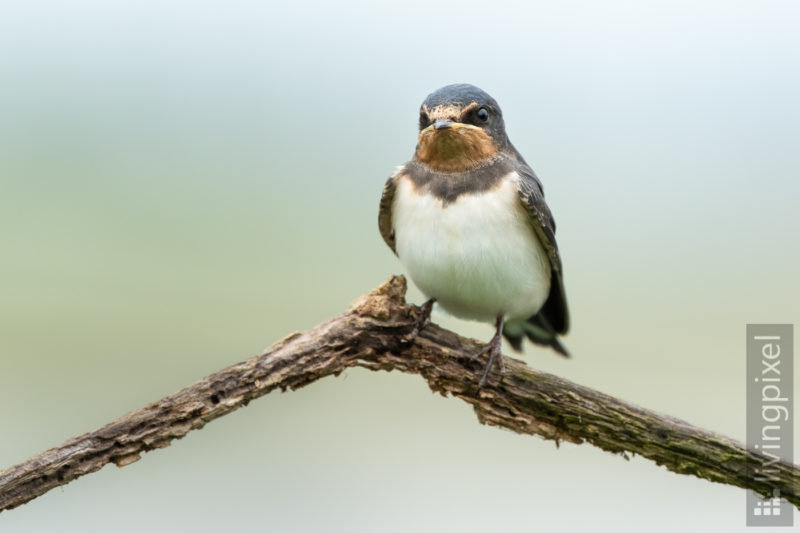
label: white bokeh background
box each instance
[1,1,799,531]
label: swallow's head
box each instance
[415,84,509,172]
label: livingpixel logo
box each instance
[746,324,793,527]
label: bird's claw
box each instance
[472,315,506,388]
[402,298,435,345]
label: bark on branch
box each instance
[1,275,797,512]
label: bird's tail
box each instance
[503,313,570,357]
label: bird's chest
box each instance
[391,174,551,321]
[394,176,521,260]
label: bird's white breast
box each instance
[392,171,551,323]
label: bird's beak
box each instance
[422,121,481,134]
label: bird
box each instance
[378,83,570,387]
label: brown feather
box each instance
[416,127,498,172]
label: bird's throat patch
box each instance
[416,127,498,172]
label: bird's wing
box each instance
[378,169,401,255]
[516,165,570,334]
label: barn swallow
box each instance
[378,83,570,387]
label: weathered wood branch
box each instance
[1,275,797,512]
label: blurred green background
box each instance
[1,1,799,531]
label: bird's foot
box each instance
[471,315,506,388]
[403,298,435,345]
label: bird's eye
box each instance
[476,107,489,122]
[419,111,430,130]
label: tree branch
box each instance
[1,275,797,512]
